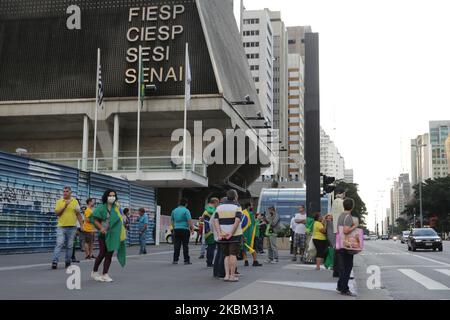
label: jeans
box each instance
[256,236,264,253]
[200,243,206,256]
[173,229,190,263]
[290,230,295,254]
[93,236,113,274]
[337,250,354,293]
[268,234,278,260]
[52,227,77,264]
[206,243,216,266]
[139,232,147,254]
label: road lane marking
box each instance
[407,253,450,267]
[435,269,450,277]
[398,269,450,290]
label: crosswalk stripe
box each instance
[435,269,450,277]
[398,269,450,290]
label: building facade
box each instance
[429,121,450,179]
[411,133,431,186]
[390,173,411,226]
[242,9,274,128]
[0,0,270,216]
[344,169,354,183]
[320,128,345,180]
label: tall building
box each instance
[287,26,312,58]
[411,133,431,186]
[344,169,354,183]
[242,9,274,127]
[268,11,289,180]
[446,136,450,173]
[390,174,411,226]
[320,128,345,180]
[286,54,305,182]
[429,121,450,179]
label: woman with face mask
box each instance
[90,189,127,282]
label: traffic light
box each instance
[322,175,336,194]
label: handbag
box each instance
[336,225,364,254]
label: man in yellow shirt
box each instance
[51,186,84,269]
[83,198,96,260]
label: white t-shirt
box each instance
[294,213,307,234]
[290,217,297,231]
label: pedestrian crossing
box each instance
[398,269,450,290]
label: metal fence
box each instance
[0,152,156,254]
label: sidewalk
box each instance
[0,244,383,300]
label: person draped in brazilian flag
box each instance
[90,189,127,283]
[241,203,263,267]
[201,197,220,267]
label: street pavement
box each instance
[0,240,448,300]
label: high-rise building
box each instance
[268,11,289,180]
[446,136,450,174]
[320,128,345,180]
[390,174,411,226]
[429,121,450,179]
[344,169,354,183]
[242,9,274,127]
[411,133,431,186]
[286,54,305,182]
[287,26,312,58]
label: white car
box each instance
[164,226,198,244]
[363,235,370,240]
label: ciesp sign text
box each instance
[125,5,186,85]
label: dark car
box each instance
[381,235,389,240]
[407,228,443,252]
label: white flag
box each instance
[185,43,191,103]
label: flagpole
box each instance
[136,45,142,175]
[93,48,100,172]
[183,43,189,174]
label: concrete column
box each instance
[113,114,120,171]
[82,115,89,171]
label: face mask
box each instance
[107,196,116,204]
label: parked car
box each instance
[407,228,443,252]
[381,234,389,240]
[401,231,410,244]
[363,234,370,241]
[369,235,378,241]
[164,225,198,244]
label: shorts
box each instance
[294,233,306,250]
[83,232,95,244]
[313,239,328,259]
[219,242,241,257]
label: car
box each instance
[407,228,443,252]
[369,235,378,241]
[381,235,389,240]
[392,236,398,241]
[164,225,198,244]
[401,231,410,243]
[363,235,370,241]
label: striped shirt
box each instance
[214,200,243,243]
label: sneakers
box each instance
[172,261,178,265]
[51,262,57,270]
[184,261,192,265]
[292,257,297,262]
[244,261,249,267]
[91,271,104,282]
[271,260,278,264]
[199,255,205,259]
[341,291,357,297]
[101,274,114,282]
[252,261,263,267]
[206,264,213,268]
[65,262,71,268]
[265,259,273,264]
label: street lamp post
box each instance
[411,143,427,228]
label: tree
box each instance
[335,180,368,227]
[403,176,450,234]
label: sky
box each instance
[240,0,450,232]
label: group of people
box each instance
[51,185,359,295]
[51,186,150,283]
[288,196,360,296]
[170,190,289,282]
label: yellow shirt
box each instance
[83,207,95,232]
[55,198,79,227]
[313,221,327,240]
